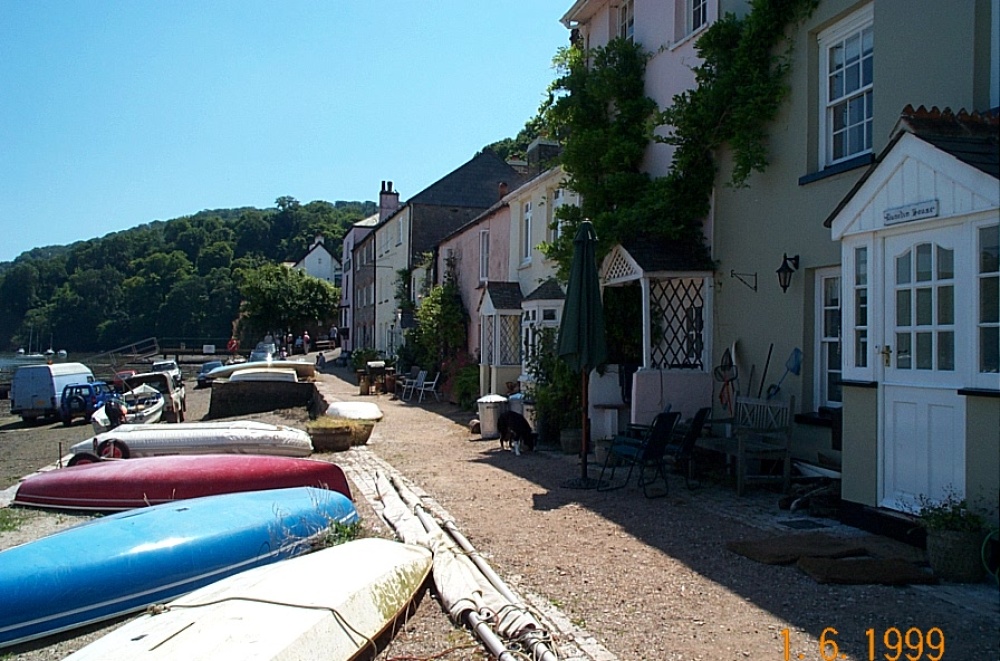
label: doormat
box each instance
[797,556,937,585]
[778,519,828,530]
[726,532,867,565]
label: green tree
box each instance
[406,266,467,369]
[237,264,339,340]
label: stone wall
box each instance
[208,381,316,418]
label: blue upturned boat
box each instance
[0,486,358,649]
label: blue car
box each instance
[59,382,114,426]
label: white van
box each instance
[10,362,94,423]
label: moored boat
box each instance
[0,487,358,649]
[13,454,352,511]
[63,538,432,661]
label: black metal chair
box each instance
[662,407,712,490]
[597,411,681,498]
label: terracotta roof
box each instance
[524,278,565,301]
[895,105,999,178]
[485,281,523,311]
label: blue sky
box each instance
[0,1,571,263]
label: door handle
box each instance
[879,345,893,367]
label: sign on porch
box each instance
[883,199,939,225]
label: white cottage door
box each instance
[879,229,966,511]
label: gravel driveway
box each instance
[1,364,997,660]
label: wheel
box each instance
[61,414,72,427]
[69,395,86,412]
[97,439,130,459]
[68,452,102,466]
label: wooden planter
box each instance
[308,420,375,452]
[309,428,353,453]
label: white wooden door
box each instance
[879,230,967,511]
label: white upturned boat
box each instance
[71,420,314,460]
[90,385,165,433]
[64,538,432,661]
[228,367,299,383]
[207,360,316,381]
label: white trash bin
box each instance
[477,394,509,440]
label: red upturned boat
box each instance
[12,454,352,511]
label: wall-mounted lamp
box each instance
[776,254,799,293]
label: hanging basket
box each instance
[925,529,986,583]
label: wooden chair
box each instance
[732,396,795,496]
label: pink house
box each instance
[436,188,513,365]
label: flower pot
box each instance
[594,438,620,467]
[925,529,986,583]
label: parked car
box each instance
[196,360,224,388]
[123,372,186,422]
[248,348,273,362]
[151,360,182,385]
[59,381,115,426]
[112,369,138,391]
[10,362,95,423]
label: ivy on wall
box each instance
[542,0,818,277]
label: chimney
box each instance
[498,181,509,199]
[379,180,400,222]
[526,138,562,176]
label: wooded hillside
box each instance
[0,197,375,352]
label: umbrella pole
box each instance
[580,371,589,482]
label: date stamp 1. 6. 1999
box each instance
[782,627,945,661]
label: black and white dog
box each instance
[497,410,536,455]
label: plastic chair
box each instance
[416,373,442,402]
[597,411,682,498]
[400,370,427,401]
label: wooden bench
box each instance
[732,396,795,496]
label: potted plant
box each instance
[524,327,581,452]
[915,489,988,583]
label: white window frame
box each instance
[548,188,565,242]
[842,237,874,381]
[618,0,634,41]
[814,267,843,408]
[818,5,874,167]
[688,0,707,35]
[521,201,533,264]
[479,230,490,282]
[396,218,403,246]
[975,220,1000,388]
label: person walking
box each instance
[303,330,311,354]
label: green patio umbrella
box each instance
[557,220,608,489]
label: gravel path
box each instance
[1,363,997,660]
